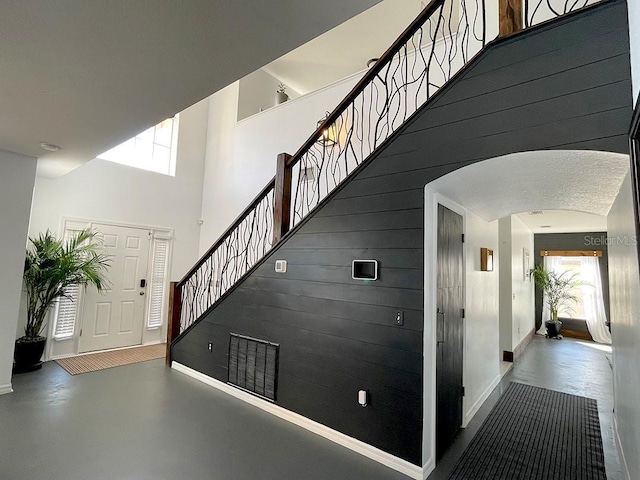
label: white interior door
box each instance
[78,223,150,353]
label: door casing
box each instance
[45,217,173,360]
[422,188,467,473]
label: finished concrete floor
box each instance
[0,336,621,479]
[1,356,410,480]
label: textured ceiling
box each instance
[428,150,629,222]
[514,210,607,233]
[0,0,380,177]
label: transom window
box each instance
[98,116,178,176]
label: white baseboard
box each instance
[172,362,424,480]
[462,374,501,428]
[614,413,632,480]
[0,383,13,395]
[422,458,435,479]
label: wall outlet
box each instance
[208,342,213,353]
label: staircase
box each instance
[167,0,629,471]
[169,0,607,344]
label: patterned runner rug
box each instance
[55,344,165,375]
[448,382,607,480]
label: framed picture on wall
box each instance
[523,247,530,281]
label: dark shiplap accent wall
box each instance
[173,1,631,466]
[533,232,610,329]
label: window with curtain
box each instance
[542,255,611,344]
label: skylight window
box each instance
[98,116,178,176]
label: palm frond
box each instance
[22,229,112,338]
[530,263,591,322]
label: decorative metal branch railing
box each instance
[524,0,592,27]
[176,180,275,331]
[289,0,488,224]
[168,0,605,345]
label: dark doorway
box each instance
[436,204,464,461]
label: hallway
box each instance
[429,336,622,479]
[0,336,621,479]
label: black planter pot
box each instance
[13,336,46,373]
[545,320,563,339]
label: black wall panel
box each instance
[173,1,631,466]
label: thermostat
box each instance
[352,260,378,280]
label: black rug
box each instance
[448,382,607,480]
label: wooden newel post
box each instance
[166,281,182,365]
[499,0,523,37]
[273,152,293,245]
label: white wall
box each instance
[463,210,500,425]
[30,99,208,281]
[237,69,300,121]
[607,172,640,480]
[498,216,534,355]
[423,190,500,474]
[510,215,535,347]
[26,99,208,357]
[498,217,513,355]
[0,151,37,394]
[199,72,362,253]
[628,0,640,101]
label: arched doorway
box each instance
[421,149,629,464]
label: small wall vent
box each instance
[228,333,279,402]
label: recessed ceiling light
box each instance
[530,211,544,215]
[40,142,60,152]
[540,225,552,228]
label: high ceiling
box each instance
[0,0,380,177]
[263,0,425,95]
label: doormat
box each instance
[55,344,165,375]
[448,382,606,480]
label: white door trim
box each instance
[45,217,173,361]
[423,187,467,475]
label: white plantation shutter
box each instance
[52,225,88,340]
[147,237,170,329]
[53,284,80,339]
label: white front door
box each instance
[78,223,150,353]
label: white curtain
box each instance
[536,256,563,335]
[535,256,611,344]
[580,257,612,344]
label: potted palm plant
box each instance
[530,263,587,339]
[15,229,111,372]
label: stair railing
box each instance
[167,0,606,354]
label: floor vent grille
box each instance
[228,333,279,402]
